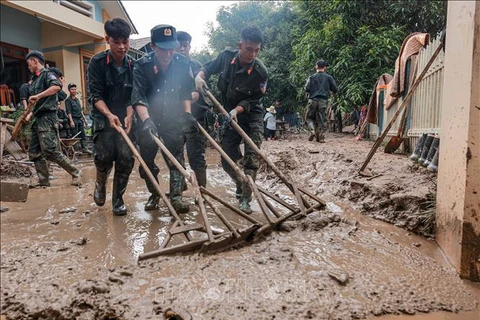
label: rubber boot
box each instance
[170,170,189,214]
[31,159,50,188]
[193,168,207,205]
[239,169,256,214]
[193,168,207,188]
[423,137,439,167]
[307,120,315,141]
[144,176,160,211]
[427,145,440,172]
[56,156,82,186]
[410,133,426,162]
[235,183,243,199]
[94,168,110,206]
[418,135,434,164]
[81,141,92,155]
[112,172,129,216]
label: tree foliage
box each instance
[201,0,446,113]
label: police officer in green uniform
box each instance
[24,50,82,187]
[87,18,135,216]
[65,83,91,153]
[195,26,268,214]
[176,31,211,189]
[132,24,194,213]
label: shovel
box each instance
[384,57,418,154]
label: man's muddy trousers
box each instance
[137,121,186,201]
[28,113,80,184]
[92,128,134,207]
[220,114,263,202]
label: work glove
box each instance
[194,75,208,93]
[142,117,158,142]
[182,112,199,134]
[227,109,238,123]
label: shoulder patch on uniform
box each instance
[91,51,107,62]
[174,52,189,65]
[47,72,57,81]
[253,59,268,78]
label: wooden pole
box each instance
[151,134,215,243]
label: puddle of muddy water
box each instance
[1,146,479,319]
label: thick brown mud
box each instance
[0,133,478,319]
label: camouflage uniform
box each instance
[87,50,135,213]
[201,49,268,205]
[28,68,81,186]
[304,71,338,142]
[132,52,193,211]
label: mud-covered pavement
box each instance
[1,133,479,319]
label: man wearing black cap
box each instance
[87,18,135,216]
[65,83,91,153]
[24,50,82,187]
[132,24,194,213]
[175,31,211,190]
[194,26,268,214]
[304,60,338,143]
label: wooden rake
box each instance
[203,89,326,221]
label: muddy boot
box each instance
[423,137,439,167]
[81,142,92,155]
[410,133,426,162]
[239,170,256,214]
[427,145,440,172]
[308,133,315,141]
[235,183,243,199]
[193,168,207,205]
[56,156,82,186]
[170,171,189,214]
[193,168,207,188]
[112,172,129,216]
[31,160,50,188]
[94,168,110,206]
[144,176,160,211]
[418,135,434,164]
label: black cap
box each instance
[49,67,63,77]
[68,83,77,90]
[151,24,180,50]
[316,60,327,68]
[25,50,45,64]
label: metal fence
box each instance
[370,35,444,151]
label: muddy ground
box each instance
[0,132,478,319]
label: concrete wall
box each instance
[3,0,104,39]
[0,4,42,50]
[436,0,480,281]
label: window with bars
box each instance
[52,0,95,18]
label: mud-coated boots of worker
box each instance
[94,168,111,206]
[423,137,439,167]
[170,171,189,213]
[112,172,129,216]
[410,133,426,162]
[56,156,82,185]
[144,176,160,211]
[418,135,434,163]
[81,141,92,155]
[31,159,50,188]
[239,170,257,214]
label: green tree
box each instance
[290,0,446,112]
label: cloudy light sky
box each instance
[122,1,239,52]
